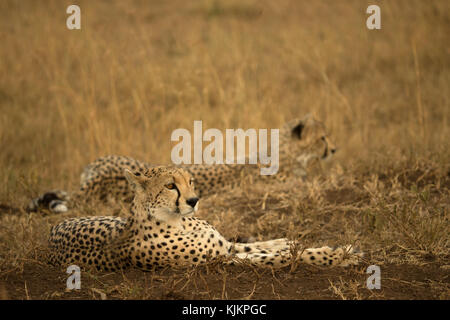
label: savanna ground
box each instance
[0,0,449,300]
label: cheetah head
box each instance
[280,114,337,175]
[124,167,199,221]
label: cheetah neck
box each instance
[126,200,151,232]
[127,200,186,233]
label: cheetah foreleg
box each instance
[232,238,291,254]
[229,244,363,268]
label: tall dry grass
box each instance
[0,1,449,299]
[0,0,448,204]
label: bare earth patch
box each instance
[1,262,448,300]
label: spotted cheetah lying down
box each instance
[31,115,337,214]
[48,167,362,271]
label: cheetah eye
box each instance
[166,183,176,190]
[321,136,326,141]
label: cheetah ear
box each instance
[291,122,305,139]
[124,169,143,191]
[290,113,315,139]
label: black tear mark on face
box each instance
[173,185,181,208]
[291,122,305,140]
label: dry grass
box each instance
[0,0,449,299]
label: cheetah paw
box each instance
[27,190,70,214]
[335,245,364,267]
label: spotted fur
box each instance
[48,167,362,271]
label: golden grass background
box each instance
[0,0,449,299]
[1,0,448,201]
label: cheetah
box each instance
[30,115,337,214]
[48,166,362,271]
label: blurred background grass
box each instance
[0,0,448,204]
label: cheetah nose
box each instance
[186,197,199,208]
